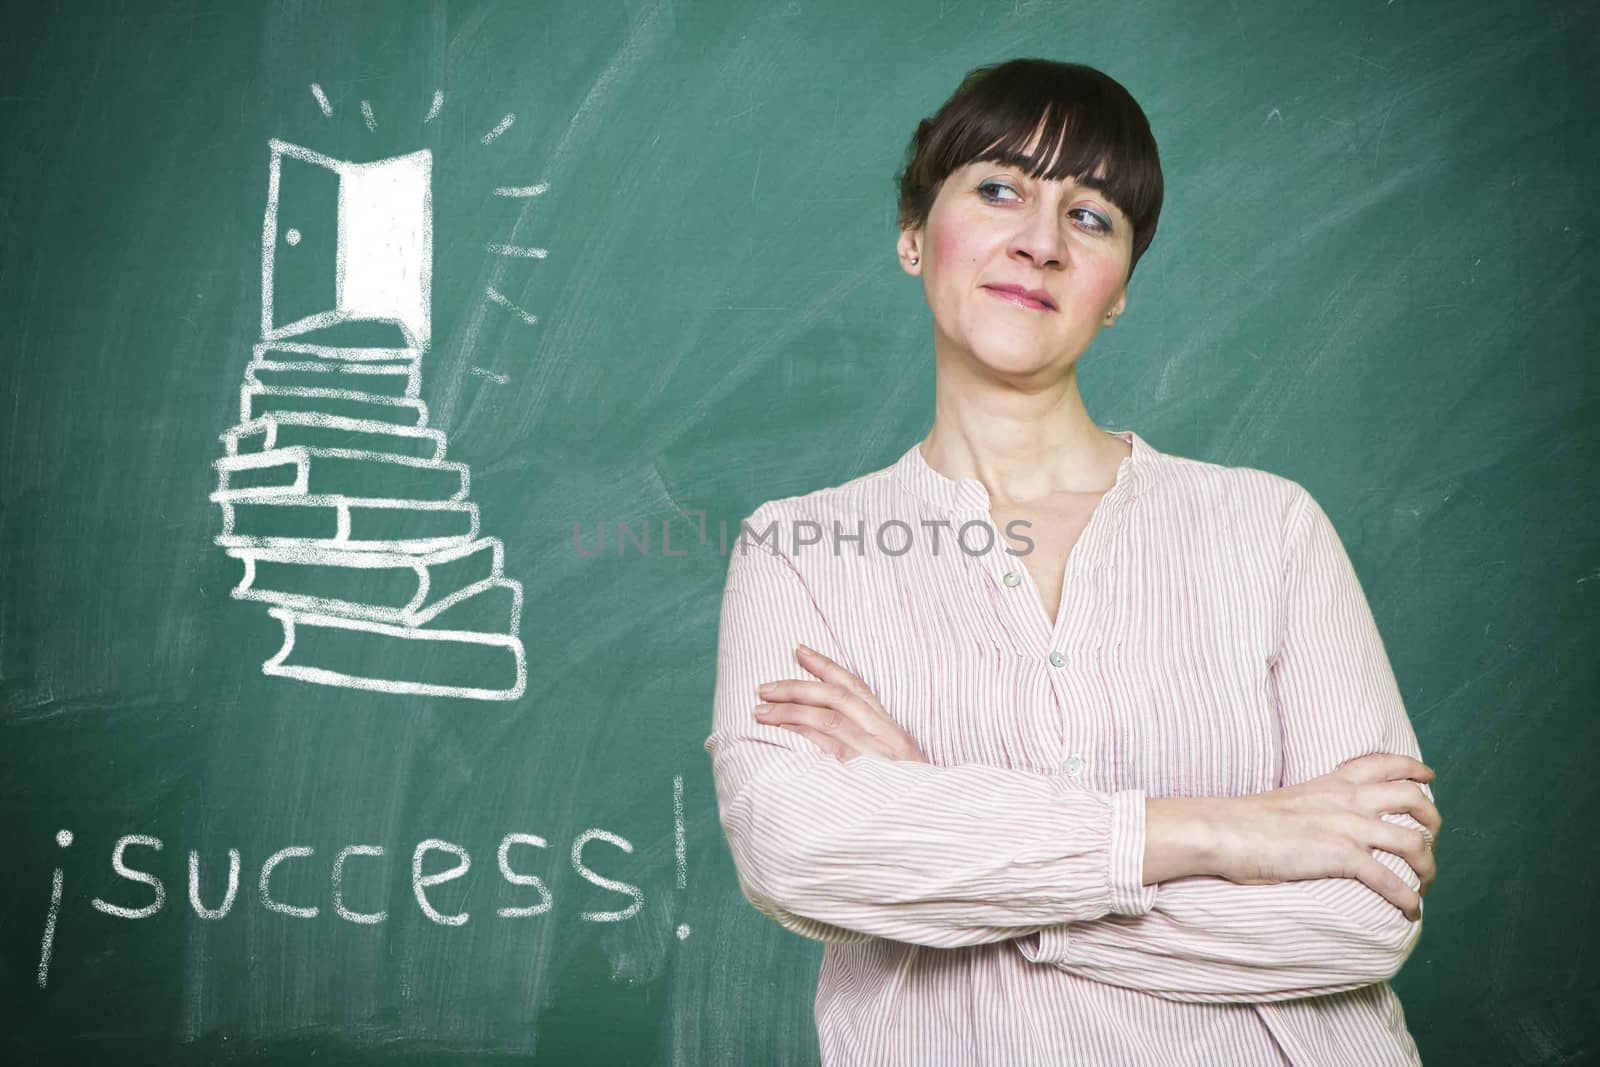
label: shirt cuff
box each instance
[1015,788,1157,966]
[1107,787,1159,917]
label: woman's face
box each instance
[898,142,1134,381]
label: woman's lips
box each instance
[983,286,1055,312]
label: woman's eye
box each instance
[977,180,1020,203]
[1071,208,1112,235]
[977,181,1112,235]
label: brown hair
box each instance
[895,58,1164,282]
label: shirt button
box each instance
[1063,755,1084,776]
[1048,650,1066,667]
[1002,571,1021,587]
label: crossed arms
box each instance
[704,489,1434,1004]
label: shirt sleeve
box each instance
[705,509,1157,950]
[1015,486,1433,1002]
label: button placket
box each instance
[973,519,1051,650]
[908,432,1142,786]
[966,552,1036,659]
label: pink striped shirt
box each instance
[706,428,1432,1065]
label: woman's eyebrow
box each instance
[980,164,1118,206]
[993,165,1110,193]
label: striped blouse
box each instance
[705,428,1432,1066]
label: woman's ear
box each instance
[897,229,923,275]
[1103,288,1127,326]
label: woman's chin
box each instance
[968,344,1073,379]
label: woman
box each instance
[705,58,1441,1066]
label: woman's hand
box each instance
[754,644,930,764]
[1211,753,1442,920]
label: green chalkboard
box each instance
[2,1,1595,1064]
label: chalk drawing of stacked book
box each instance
[211,139,526,700]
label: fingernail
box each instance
[754,705,773,717]
[758,683,776,698]
[796,644,813,656]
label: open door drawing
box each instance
[262,140,432,350]
[209,139,527,701]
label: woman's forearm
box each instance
[1143,797,1230,884]
[1031,793,1424,1002]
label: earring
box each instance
[908,255,918,265]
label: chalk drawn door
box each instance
[263,145,339,338]
[262,140,432,350]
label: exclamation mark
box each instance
[673,773,690,940]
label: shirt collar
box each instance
[893,428,1153,514]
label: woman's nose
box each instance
[1010,212,1067,269]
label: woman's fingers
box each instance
[1341,752,1435,785]
[1343,755,1445,859]
[776,720,859,761]
[1356,853,1424,922]
[1356,781,1442,892]
[756,699,881,759]
[759,679,878,737]
[1367,781,1441,832]
[759,649,929,763]
[1374,781,1443,839]
[1370,820,1437,894]
[795,645,891,714]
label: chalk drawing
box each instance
[331,845,387,924]
[484,285,539,326]
[413,839,471,926]
[673,773,690,939]
[35,830,72,988]
[485,242,549,259]
[188,849,240,920]
[90,835,166,919]
[34,786,686,988]
[496,834,555,918]
[259,139,432,349]
[260,846,319,918]
[493,182,549,198]
[572,830,644,921]
[212,137,527,700]
[481,112,515,144]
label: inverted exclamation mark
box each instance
[37,829,73,989]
